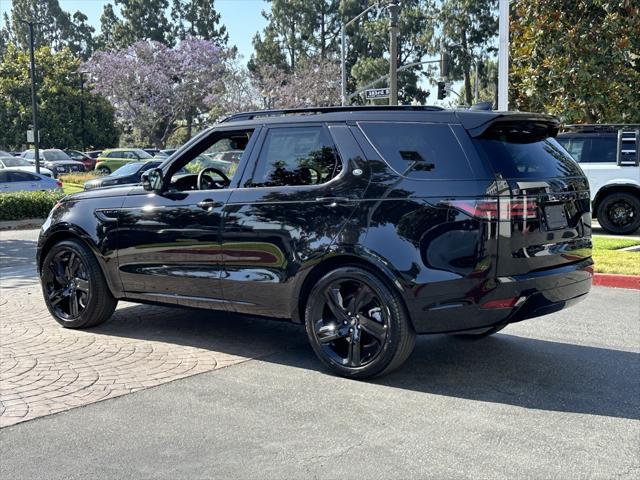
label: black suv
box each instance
[37,106,593,378]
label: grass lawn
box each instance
[62,182,83,194]
[592,237,640,275]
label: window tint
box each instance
[180,130,254,183]
[1,158,31,167]
[43,150,70,161]
[585,137,617,163]
[8,171,39,182]
[359,122,473,179]
[248,126,342,187]
[474,137,583,179]
[556,138,586,162]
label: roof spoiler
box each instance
[461,112,560,138]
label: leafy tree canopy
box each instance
[84,39,227,147]
[510,0,639,123]
[0,44,119,150]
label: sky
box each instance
[0,0,269,63]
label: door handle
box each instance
[196,199,223,210]
[315,197,352,206]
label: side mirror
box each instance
[141,168,164,192]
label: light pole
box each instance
[18,20,42,174]
[498,0,509,110]
[77,71,87,151]
[340,1,380,106]
[388,3,399,106]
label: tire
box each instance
[451,324,507,339]
[97,166,111,175]
[597,192,640,235]
[40,239,117,329]
[304,267,415,379]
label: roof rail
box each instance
[219,105,445,123]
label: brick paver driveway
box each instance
[0,229,301,427]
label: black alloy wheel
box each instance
[598,192,640,235]
[44,249,90,320]
[305,267,415,379]
[41,239,117,328]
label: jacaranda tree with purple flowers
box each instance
[84,38,226,147]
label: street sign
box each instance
[26,130,40,143]
[365,88,390,100]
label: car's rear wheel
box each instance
[41,239,117,329]
[304,267,415,379]
[597,192,640,234]
[97,166,111,175]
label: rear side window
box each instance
[358,122,474,179]
[585,137,617,163]
[473,125,583,179]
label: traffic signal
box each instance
[437,81,447,100]
[439,50,450,78]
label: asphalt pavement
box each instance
[0,229,639,479]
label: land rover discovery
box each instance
[37,106,593,378]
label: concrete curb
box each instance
[0,218,45,231]
[593,273,640,290]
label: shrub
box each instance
[0,190,66,221]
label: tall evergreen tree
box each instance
[3,0,95,59]
[438,0,498,105]
[171,0,228,44]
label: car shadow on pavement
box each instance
[94,304,639,421]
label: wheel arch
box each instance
[292,253,409,325]
[38,228,121,297]
[593,183,640,216]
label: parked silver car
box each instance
[0,156,54,178]
[0,169,62,193]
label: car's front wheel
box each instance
[41,239,117,329]
[97,166,111,175]
[597,192,640,234]
[305,267,415,379]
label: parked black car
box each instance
[83,160,163,190]
[36,106,593,378]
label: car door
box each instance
[115,127,260,309]
[219,123,370,318]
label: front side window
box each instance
[247,126,342,187]
[168,129,254,191]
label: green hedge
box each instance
[0,190,66,221]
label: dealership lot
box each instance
[1,228,639,478]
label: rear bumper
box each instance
[409,258,593,334]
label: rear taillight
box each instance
[447,199,499,220]
[446,197,538,221]
[56,180,63,188]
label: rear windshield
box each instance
[473,126,583,179]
